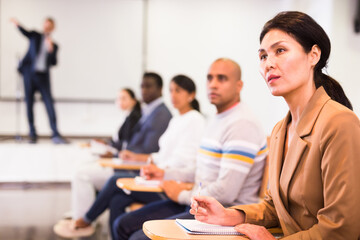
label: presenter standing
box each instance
[10,17,67,144]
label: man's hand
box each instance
[45,35,54,53]
[10,18,19,27]
[119,150,136,160]
[161,180,193,202]
[141,164,164,180]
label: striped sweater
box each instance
[178,101,268,206]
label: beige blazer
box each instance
[233,87,360,239]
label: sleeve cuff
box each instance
[230,205,256,224]
[177,190,192,205]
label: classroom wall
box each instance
[0,0,359,137]
[0,0,144,100]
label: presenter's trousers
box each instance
[23,71,59,138]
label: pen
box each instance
[147,155,153,164]
[142,156,153,179]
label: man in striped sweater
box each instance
[113,58,268,240]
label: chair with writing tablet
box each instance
[116,177,162,212]
[142,219,283,240]
[116,178,194,212]
[258,136,271,199]
[98,158,146,170]
[116,177,163,193]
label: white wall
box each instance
[0,0,144,100]
[0,0,359,137]
[145,0,359,133]
[329,0,360,115]
[0,101,125,137]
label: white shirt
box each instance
[34,35,48,72]
[151,110,206,183]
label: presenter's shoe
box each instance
[52,136,70,144]
[53,219,95,238]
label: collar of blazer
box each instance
[269,87,331,235]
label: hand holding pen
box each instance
[190,195,243,226]
[141,164,165,180]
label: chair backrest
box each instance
[258,136,270,199]
[258,156,269,199]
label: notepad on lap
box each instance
[175,219,243,235]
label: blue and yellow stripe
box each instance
[257,144,268,156]
[199,146,257,164]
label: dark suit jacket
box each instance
[17,26,58,75]
[127,103,172,154]
[233,87,360,239]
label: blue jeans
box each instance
[112,199,193,240]
[83,171,165,239]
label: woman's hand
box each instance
[92,138,107,145]
[190,196,245,226]
[99,151,114,158]
[235,224,276,240]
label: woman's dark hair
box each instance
[171,75,200,112]
[122,88,141,112]
[260,11,352,110]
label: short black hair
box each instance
[143,72,163,89]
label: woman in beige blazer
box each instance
[190,11,360,239]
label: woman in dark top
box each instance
[111,88,142,151]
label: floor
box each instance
[0,182,110,240]
[0,137,97,182]
[0,137,111,240]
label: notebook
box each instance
[134,176,161,186]
[175,219,244,235]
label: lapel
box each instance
[270,113,301,234]
[134,103,163,132]
[282,87,330,200]
[279,130,307,210]
[271,87,331,234]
